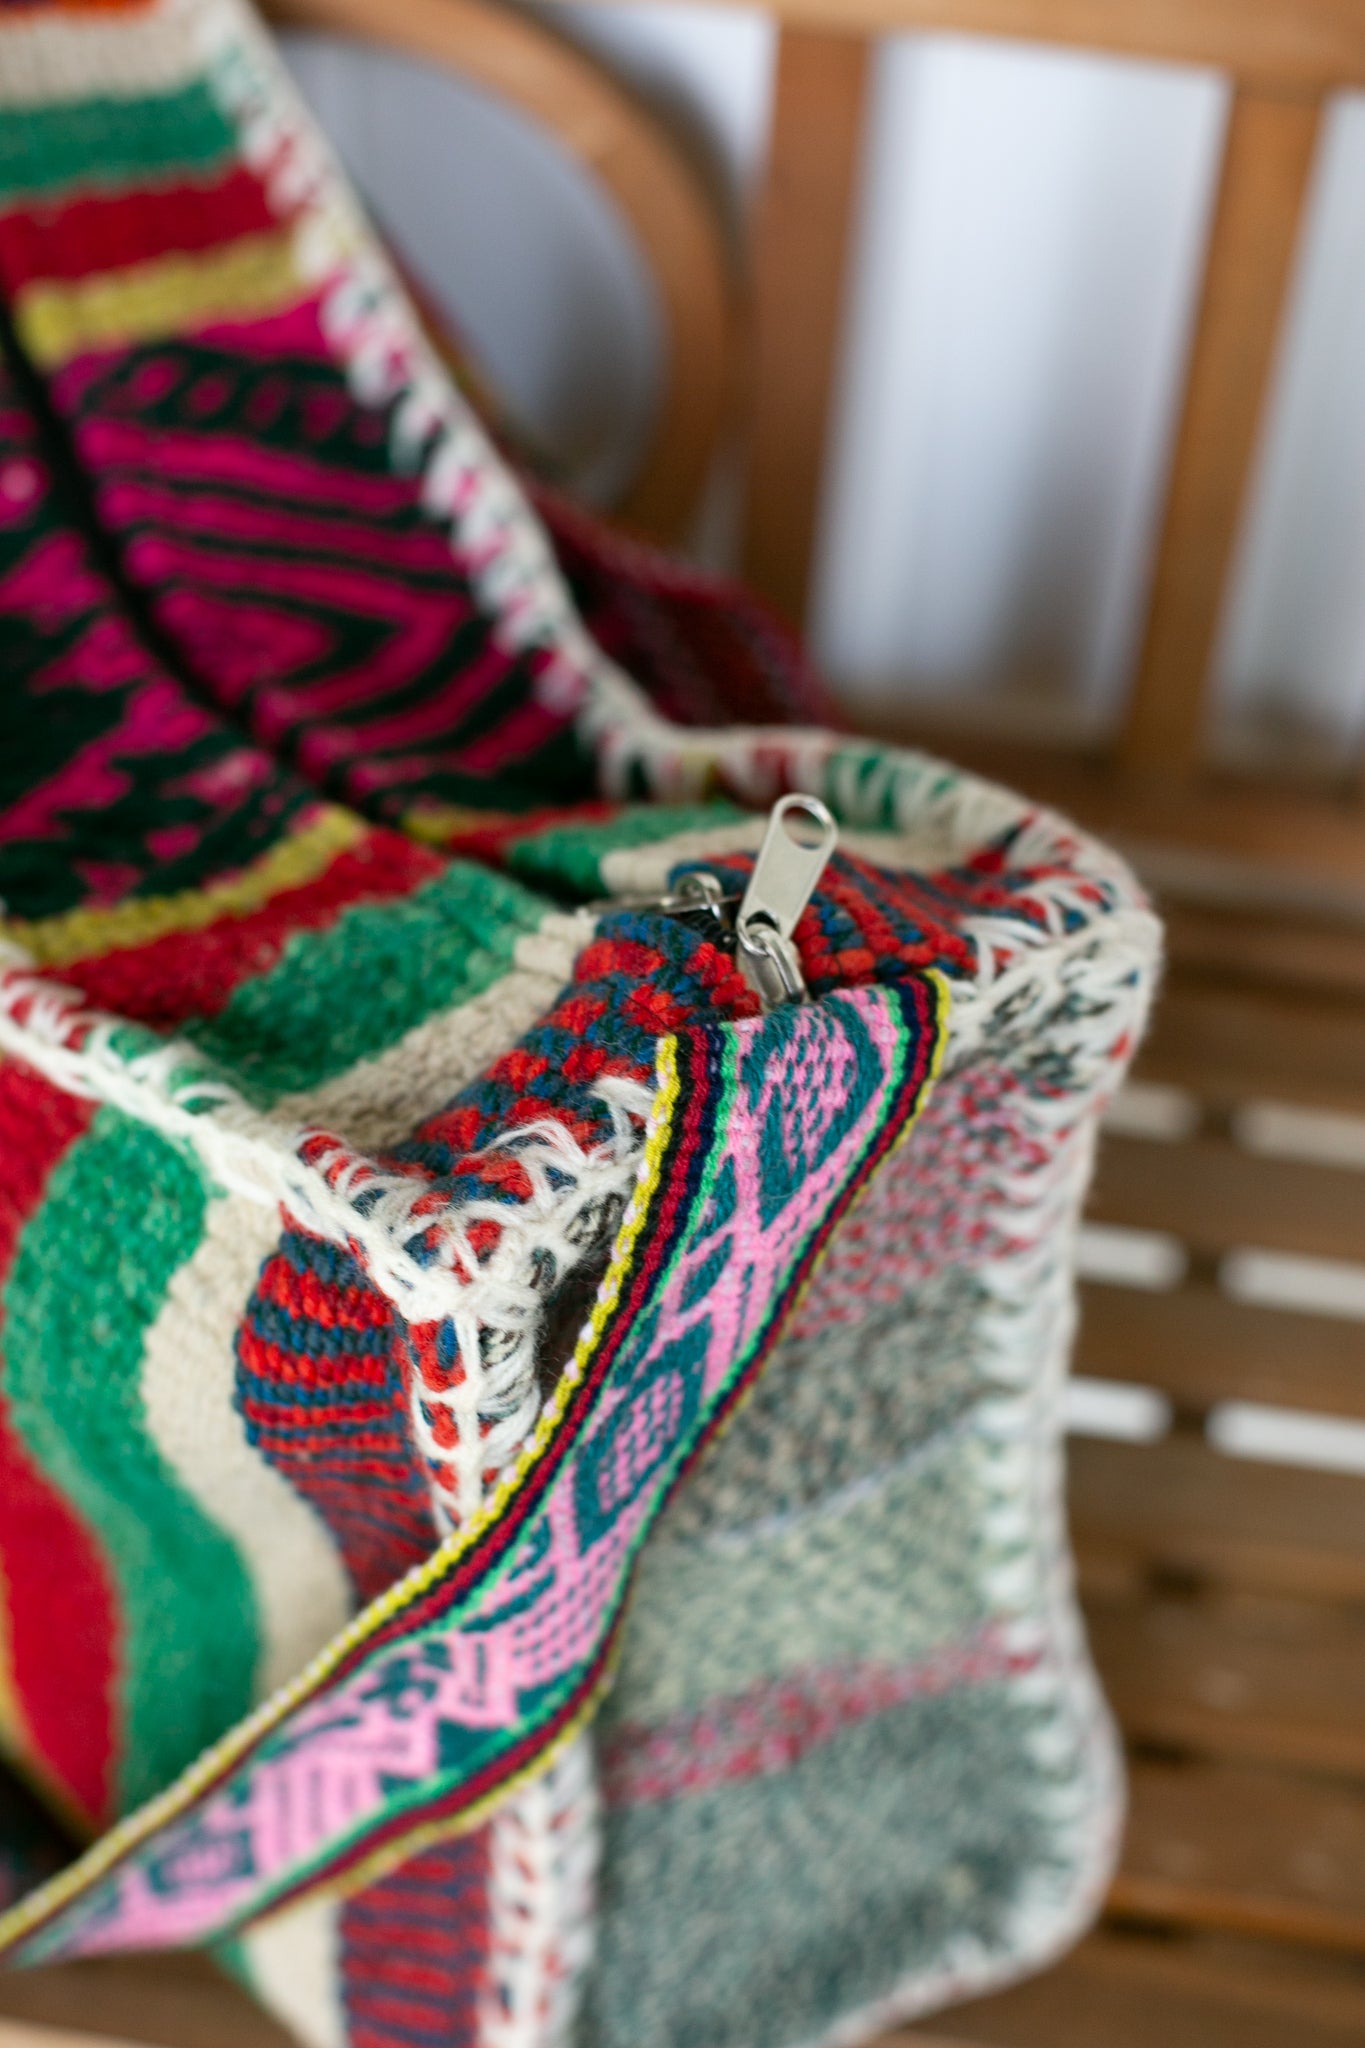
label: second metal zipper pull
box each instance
[735,793,838,1011]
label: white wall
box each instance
[285,7,1365,765]
[811,36,1225,740]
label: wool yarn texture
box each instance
[0,4,1161,2046]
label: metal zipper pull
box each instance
[734,794,838,1011]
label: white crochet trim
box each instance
[483,1735,600,2048]
[569,733,1158,2041]
[579,703,1143,985]
[0,937,652,1529]
[778,917,1154,2046]
[401,1075,652,1529]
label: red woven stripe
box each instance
[237,1396,403,1434]
[239,1458,424,1499]
[59,828,444,1026]
[237,1406,416,1465]
[0,168,276,293]
[257,1254,393,1333]
[235,1351,396,1397]
[0,1063,117,1827]
[239,1414,416,1458]
[339,1834,491,2048]
[346,1970,481,2009]
[343,1918,484,1959]
[348,2028,469,2048]
[23,2,161,14]
[236,1335,395,1393]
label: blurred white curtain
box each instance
[285,4,1365,764]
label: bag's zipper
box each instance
[593,794,838,1012]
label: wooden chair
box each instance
[4,4,1365,2048]
[720,5,1365,2045]
[271,0,738,545]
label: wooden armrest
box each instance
[260,0,734,544]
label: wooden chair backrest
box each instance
[728,0,1355,789]
[265,0,735,545]
[265,0,1356,812]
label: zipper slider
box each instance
[734,794,838,1011]
[584,794,838,1012]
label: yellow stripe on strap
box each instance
[14,227,306,369]
[2,807,365,968]
[403,802,518,846]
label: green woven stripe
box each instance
[0,84,234,203]
[825,745,958,831]
[187,862,550,1100]
[505,802,750,897]
[2,1111,258,1815]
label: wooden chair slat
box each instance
[1138,977,1365,1112]
[1085,1591,1365,1775]
[554,1,1365,96]
[838,716,1365,886]
[0,2026,247,2048]
[0,1968,1010,2048]
[1088,1131,1365,1263]
[1163,905,1365,1003]
[919,1927,1365,2048]
[740,27,870,630]
[1119,85,1322,776]
[1076,1278,1365,1421]
[1070,1433,1365,1600]
[263,0,735,546]
[0,1956,288,2048]
[1112,1756,1365,1949]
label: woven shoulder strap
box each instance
[0,983,945,1964]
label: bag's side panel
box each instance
[588,881,1154,2047]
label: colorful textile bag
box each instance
[0,2,1161,2044]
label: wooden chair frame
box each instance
[266,0,736,544]
[272,0,1360,871]
[730,2,1344,754]
[708,0,1365,882]
[297,0,1365,883]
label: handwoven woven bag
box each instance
[0,2,1161,2043]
